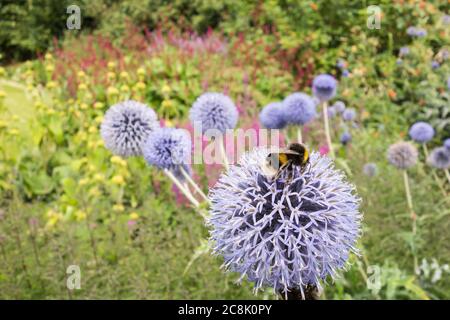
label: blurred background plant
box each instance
[0,0,449,299]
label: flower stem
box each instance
[164,169,200,209]
[297,127,303,144]
[180,167,210,204]
[217,135,229,170]
[322,101,335,158]
[403,170,418,272]
[445,169,450,184]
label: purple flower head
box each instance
[431,61,440,69]
[282,93,316,125]
[406,26,416,36]
[415,28,427,37]
[427,147,450,170]
[259,102,287,129]
[387,141,418,169]
[336,59,346,69]
[444,138,450,151]
[327,106,337,118]
[189,92,238,136]
[443,15,450,25]
[142,127,191,179]
[312,74,337,101]
[100,100,159,157]
[447,77,450,90]
[342,69,350,77]
[333,101,346,113]
[409,121,435,143]
[399,47,410,57]
[363,163,378,177]
[342,108,356,122]
[208,147,361,296]
[340,131,352,145]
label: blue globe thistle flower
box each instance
[282,93,316,125]
[336,59,346,69]
[406,26,417,36]
[431,61,440,69]
[427,147,450,170]
[327,106,337,118]
[312,74,337,102]
[342,69,350,77]
[333,101,346,113]
[443,15,450,25]
[209,147,362,296]
[340,131,352,145]
[259,102,287,129]
[189,92,238,136]
[387,141,418,169]
[142,127,191,178]
[409,121,435,143]
[415,28,427,37]
[444,138,450,151]
[100,100,159,157]
[363,163,378,177]
[399,47,410,57]
[342,108,356,122]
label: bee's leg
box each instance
[274,162,290,180]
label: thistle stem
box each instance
[180,167,210,204]
[322,101,335,158]
[217,135,229,170]
[403,170,418,272]
[164,169,200,208]
[279,286,320,300]
[297,127,303,144]
[445,169,450,184]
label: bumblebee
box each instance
[264,142,310,180]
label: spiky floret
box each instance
[427,147,450,169]
[387,141,418,169]
[312,74,337,102]
[142,127,191,178]
[101,100,159,157]
[208,147,362,296]
[409,121,434,143]
[189,92,238,135]
[259,102,287,129]
[282,93,316,125]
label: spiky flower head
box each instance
[142,127,191,178]
[259,102,287,129]
[333,101,346,113]
[409,121,435,143]
[100,100,159,157]
[340,131,352,145]
[444,138,450,151]
[327,106,337,118]
[427,147,450,170]
[407,26,427,37]
[189,92,238,136]
[387,141,418,169]
[208,147,361,295]
[282,93,316,125]
[342,108,356,122]
[363,163,378,177]
[399,47,410,57]
[312,74,337,101]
